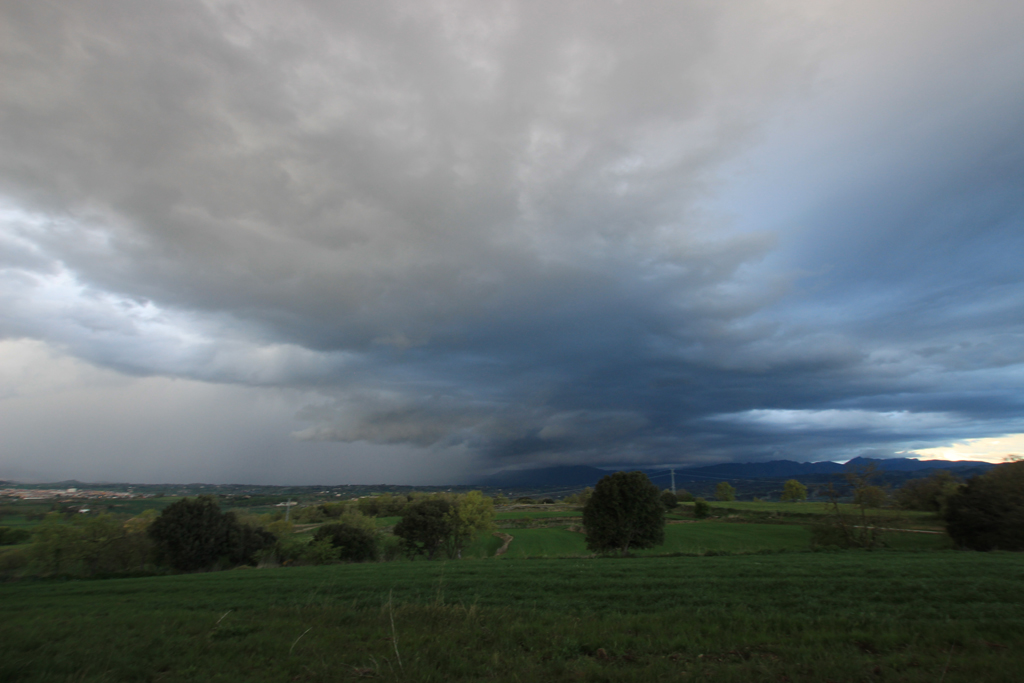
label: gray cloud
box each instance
[2,1,1024,482]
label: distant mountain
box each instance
[842,456,994,472]
[476,457,996,489]
[674,460,845,480]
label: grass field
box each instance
[462,520,950,559]
[2,552,1022,682]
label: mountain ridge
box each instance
[475,457,997,488]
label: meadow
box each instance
[0,499,1012,681]
[2,552,1022,682]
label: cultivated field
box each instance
[0,499,1017,681]
[2,552,1022,682]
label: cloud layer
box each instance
[2,1,1024,481]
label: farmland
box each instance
[1,497,1020,681]
[2,552,1023,682]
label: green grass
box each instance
[462,520,950,559]
[1,552,1022,682]
[494,509,583,520]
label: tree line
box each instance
[1,460,1020,577]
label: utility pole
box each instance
[670,469,676,495]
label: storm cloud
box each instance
[2,1,1023,482]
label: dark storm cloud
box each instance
[2,0,1024,479]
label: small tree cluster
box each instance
[393,491,495,560]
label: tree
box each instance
[660,490,679,510]
[896,470,963,512]
[393,498,453,560]
[313,522,379,562]
[582,471,665,555]
[442,491,495,559]
[780,479,808,502]
[810,466,888,550]
[693,498,711,519]
[944,460,1024,551]
[30,513,152,575]
[148,496,273,571]
[853,485,887,509]
[715,481,736,502]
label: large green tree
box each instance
[442,491,495,559]
[393,498,453,560]
[582,471,665,555]
[148,496,273,571]
[714,481,736,502]
[944,460,1024,551]
[780,479,808,502]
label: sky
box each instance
[2,0,1023,485]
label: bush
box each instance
[582,471,665,555]
[675,489,694,502]
[944,461,1024,551]
[660,491,679,510]
[148,496,274,571]
[693,498,711,519]
[312,523,379,562]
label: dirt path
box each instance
[493,532,513,556]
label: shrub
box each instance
[313,523,379,562]
[944,461,1024,551]
[693,498,711,519]
[582,471,665,555]
[660,491,679,510]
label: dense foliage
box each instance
[148,496,274,571]
[714,481,736,502]
[0,527,30,545]
[312,522,379,562]
[944,460,1024,551]
[896,470,963,512]
[582,471,665,555]
[659,490,679,509]
[780,479,808,502]
[393,498,453,560]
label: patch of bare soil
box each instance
[493,532,513,556]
